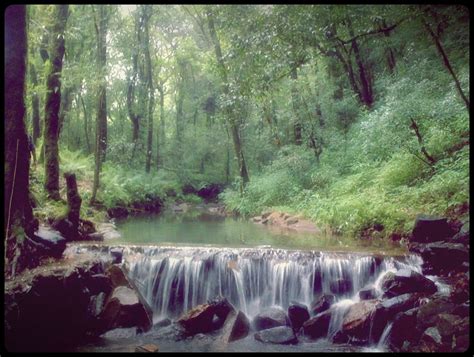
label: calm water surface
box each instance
[114,208,405,255]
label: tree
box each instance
[206,7,250,187]
[90,5,109,204]
[4,5,37,277]
[43,4,69,200]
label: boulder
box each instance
[387,308,421,351]
[30,225,67,258]
[288,301,310,332]
[212,310,250,351]
[197,184,223,202]
[340,299,379,343]
[310,294,335,315]
[358,287,377,300]
[381,269,437,298]
[254,326,298,345]
[419,327,447,352]
[98,286,153,333]
[415,297,456,332]
[302,309,332,339]
[177,297,235,336]
[450,221,469,245]
[411,215,455,243]
[253,306,289,331]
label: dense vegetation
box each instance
[5,5,469,275]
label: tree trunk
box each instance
[43,4,69,201]
[290,66,303,145]
[348,19,373,108]
[381,20,396,73]
[207,10,249,186]
[59,85,75,134]
[424,21,469,112]
[29,62,41,145]
[157,83,165,169]
[64,172,82,236]
[4,5,37,277]
[91,5,108,204]
[79,93,92,154]
[143,7,154,173]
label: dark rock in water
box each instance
[254,326,298,345]
[88,273,113,296]
[253,306,289,331]
[330,278,353,295]
[411,214,455,243]
[288,301,310,332]
[436,313,460,341]
[450,221,469,245]
[310,294,335,315]
[98,286,153,333]
[450,272,470,304]
[410,241,469,275]
[452,302,469,318]
[110,247,124,264]
[135,343,159,352]
[381,269,437,298]
[302,309,332,340]
[340,299,379,344]
[371,293,421,342]
[212,310,250,351]
[177,297,236,336]
[388,307,421,351]
[358,287,377,300]
[106,264,131,289]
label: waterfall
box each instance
[101,245,422,320]
[376,322,393,350]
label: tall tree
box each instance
[206,8,250,187]
[5,5,36,277]
[43,4,69,200]
[143,5,155,173]
[91,5,109,204]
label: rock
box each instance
[88,292,107,317]
[88,273,113,296]
[135,344,159,352]
[101,327,137,339]
[302,309,332,339]
[419,327,445,352]
[288,301,310,332]
[436,313,459,340]
[388,308,421,351]
[286,218,299,225]
[310,294,335,315]
[450,221,469,245]
[411,215,455,243]
[212,310,250,351]
[177,297,235,336]
[110,247,124,264]
[381,269,437,298]
[358,287,377,300]
[330,278,353,295]
[99,286,153,333]
[261,212,272,219]
[371,293,422,342]
[254,326,298,345]
[452,302,469,318]
[253,306,289,331]
[87,232,105,241]
[252,216,262,223]
[340,299,379,343]
[415,297,455,332]
[197,184,223,202]
[153,318,172,330]
[106,265,131,289]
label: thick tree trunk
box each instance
[207,10,249,186]
[91,5,108,204]
[64,172,82,235]
[43,4,69,201]
[4,5,37,277]
[59,85,75,134]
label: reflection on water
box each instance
[114,210,406,255]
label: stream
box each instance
[71,208,446,352]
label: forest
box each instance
[4,4,470,353]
